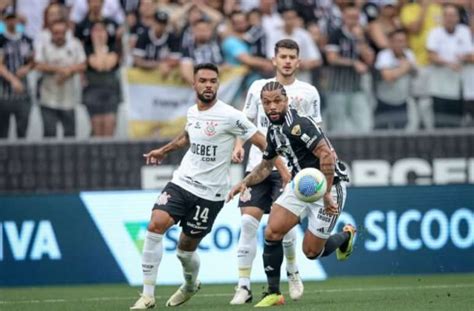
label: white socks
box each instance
[176,249,200,291]
[283,226,298,274]
[142,231,163,297]
[237,214,259,289]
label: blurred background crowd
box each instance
[0,0,473,140]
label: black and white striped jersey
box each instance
[133,29,181,61]
[263,108,346,180]
[0,32,33,100]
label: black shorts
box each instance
[238,171,282,213]
[83,86,120,115]
[153,182,224,238]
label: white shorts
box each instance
[274,181,347,239]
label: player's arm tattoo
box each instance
[242,158,275,187]
[161,131,190,154]
[312,140,336,193]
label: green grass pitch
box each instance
[1,274,473,311]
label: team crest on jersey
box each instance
[239,187,252,203]
[156,191,171,205]
[204,121,218,136]
[291,125,301,136]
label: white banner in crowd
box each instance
[124,67,248,139]
[81,190,327,285]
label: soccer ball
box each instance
[291,168,327,203]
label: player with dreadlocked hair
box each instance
[228,81,355,307]
[261,81,287,97]
[229,39,323,305]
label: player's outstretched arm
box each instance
[143,131,190,165]
[247,130,290,185]
[312,139,338,215]
[226,157,275,202]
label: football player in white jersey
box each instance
[130,63,289,310]
[230,39,322,305]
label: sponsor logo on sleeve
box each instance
[301,133,310,143]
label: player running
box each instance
[230,39,322,304]
[130,63,288,310]
[228,81,356,307]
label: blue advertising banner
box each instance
[0,195,126,286]
[320,184,474,276]
[0,185,473,286]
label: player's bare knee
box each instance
[264,225,285,241]
[178,234,201,252]
[148,210,174,234]
[147,220,167,234]
[303,244,324,260]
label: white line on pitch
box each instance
[0,283,473,305]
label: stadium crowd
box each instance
[0,0,473,139]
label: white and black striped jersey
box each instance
[181,40,224,65]
[244,77,321,171]
[0,32,33,100]
[263,108,347,180]
[325,27,364,93]
[133,29,181,61]
[74,17,119,52]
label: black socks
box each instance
[262,239,283,294]
[321,231,350,257]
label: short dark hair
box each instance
[192,18,211,27]
[50,18,68,28]
[342,3,358,12]
[230,10,245,19]
[388,28,406,38]
[247,8,262,17]
[279,6,298,15]
[193,63,219,75]
[274,39,300,56]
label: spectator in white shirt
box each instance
[461,15,474,127]
[35,20,86,138]
[427,4,473,128]
[374,29,417,129]
[34,3,72,51]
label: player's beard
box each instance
[266,109,287,125]
[197,91,216,104]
